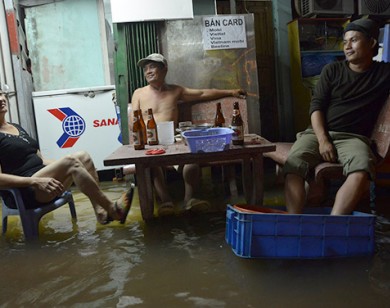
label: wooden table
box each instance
[104,138,275,220]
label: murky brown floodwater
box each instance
[1,173,389,307]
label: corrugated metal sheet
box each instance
[113,21,158,144]
[126,21,158,95]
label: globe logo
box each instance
[62,115,86,137]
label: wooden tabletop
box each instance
[104,136,275,167]
[104,135,275,220]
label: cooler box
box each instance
[33,86,121,170]
[226,205,375,259]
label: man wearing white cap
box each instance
[132,53,246,216]
[284,18,390,215]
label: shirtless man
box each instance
[132,53,246,216]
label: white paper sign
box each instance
[202,15,247,50]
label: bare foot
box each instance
[95,204,109,224]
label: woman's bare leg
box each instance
[32,151,123,221]
[71,151,108,222]
[72,151,99,181]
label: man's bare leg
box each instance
[182,164,209,212]
[285,173,306,214]
[151,167,173,203]
[183,164,200,204]
[151,167,175,216]
[331,171,370,215]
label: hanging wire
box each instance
[243,0,250,14]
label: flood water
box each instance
[1,170,389,307]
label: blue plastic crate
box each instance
[182,128,234,153]
[225,205,375,259]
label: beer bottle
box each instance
[132,110,145,150]
[231,101,244,145]
[138,109,147,144]
[214,102,225,127]
[146,108,159,145]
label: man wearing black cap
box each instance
[132,53,246,216]
[284,18,390,215]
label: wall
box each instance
[272,0,294,141]
[0,0,18,123]
[193,0,216,15]
[25,0,109,91]
[160,15,260,135]
[1,0,37,138]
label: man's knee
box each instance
[151,166,165,179]
[183,164,199,174]
[347,170,370,182]
[182,164,200,181]
[343,156,376,180]
[283,157,310,180]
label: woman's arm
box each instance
[0,169,36,189]
[0,163,63,194]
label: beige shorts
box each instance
[283,129,377,180]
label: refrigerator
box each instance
[33,85,122,171]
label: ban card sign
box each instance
[202,15,247,50]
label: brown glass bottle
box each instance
[132,110,145,150]
[231,101,244,145]
[146,108,159,145]
[138,109,147,144]
[214,102,225,127]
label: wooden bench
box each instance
[263,94,390,206]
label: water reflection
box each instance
[369,216,390,298]
[0,181,389,307]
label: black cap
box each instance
[344,18,380,40]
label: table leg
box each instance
[251,155,264,206]
[135,164,155,220]
[224,164,238,198]
[241,155,264,205]
[242,158,253,204]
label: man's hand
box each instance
[311,110,337,162]
[232,89,247,98]
[32,177,64,197]
[319,139,337,162]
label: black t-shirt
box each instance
[0,124,47,209]
[309,61,390,137]
[0,123,44,176]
